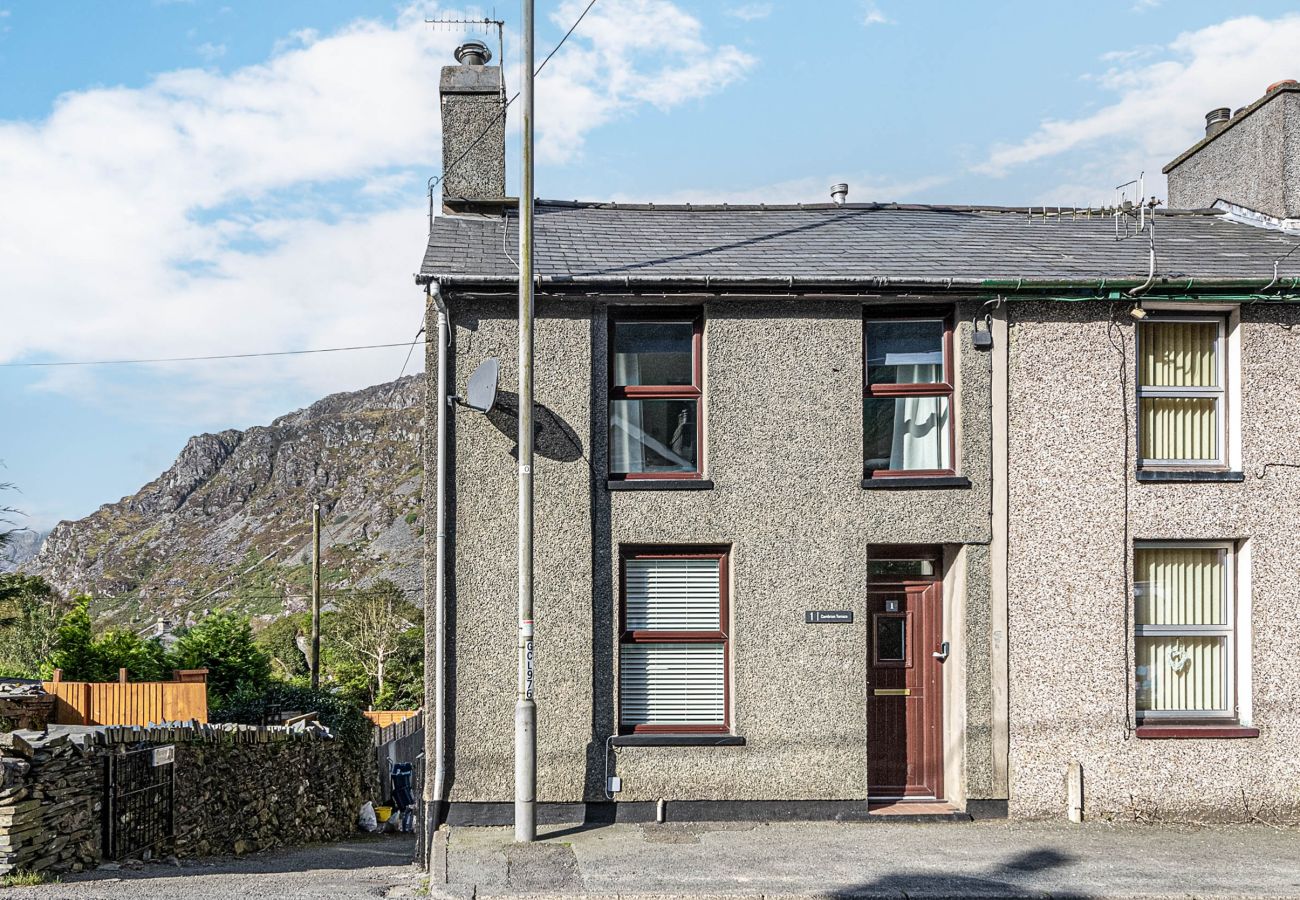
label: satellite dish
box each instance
[462,357,498,413]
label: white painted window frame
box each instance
[1134,540,1241,722]
[1135,315,1228,468]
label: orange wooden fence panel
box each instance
[41,680,208,726]
[364,710,419,728]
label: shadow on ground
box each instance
[54,834,416,883]
[828,847,1082,899]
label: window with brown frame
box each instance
[863,310,956,478]
[609,310,703,479]
[618,546,729,734]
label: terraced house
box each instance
[417,46,1300,829]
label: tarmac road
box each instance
[8,821,1300,899]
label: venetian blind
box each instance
[625,558,720,631]
[619,643,725,726]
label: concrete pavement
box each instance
[432,820,1300,898]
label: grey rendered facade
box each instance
[419,53,1300,826]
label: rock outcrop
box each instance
[24,377,424,628]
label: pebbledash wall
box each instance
[1007,300,1300,821]
[428,295,1003,818]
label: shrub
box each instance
[170,613,272,708]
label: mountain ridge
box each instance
[24,377,425,628]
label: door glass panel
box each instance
[869,559,936,578]
[875,615,906,663]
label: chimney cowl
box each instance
[1204,107,1231,137]
[830,183,849,206]
[455,40,492,66]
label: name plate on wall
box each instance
[805,610,854,624]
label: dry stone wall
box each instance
[0,733,101,876]
[0,722,373,877]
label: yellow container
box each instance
[375,806,393,823]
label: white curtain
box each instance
[888,364,948,470]
[611,353,643,472]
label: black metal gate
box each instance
[104,744,175,860]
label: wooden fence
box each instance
[363,709,419,729]
[42,680,208,726]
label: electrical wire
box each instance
[398,326,427,379]
[1106,306,1134,739]
[0,340,433,369]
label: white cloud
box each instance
[975,14,1300,204]
[196,41,227,61]
[726,3,772,21]
[535,0,755,164]
[861,2,893,27]
[0,1,751,425]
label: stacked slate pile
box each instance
[0,731,101,877]
[172,722,368,857]
[0,684,55,732]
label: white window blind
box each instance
[619,643,725,727]
[1134,545,1234,717]
[625,558,720,631]
[1138,320,1224,465]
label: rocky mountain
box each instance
[0,529,48,573]
[24,377,424,628]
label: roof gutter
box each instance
[415,271,1300,298]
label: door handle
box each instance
[932,641,949,662]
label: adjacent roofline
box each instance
[1163,83,1300,175]
[414,271,1300,297]
[438,199,1229,217]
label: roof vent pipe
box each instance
[830,183,849,206]
[1204,107,1231,137]
[455,40,492,66]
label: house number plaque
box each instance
[805,610,854,624]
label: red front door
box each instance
[866,548,944,801]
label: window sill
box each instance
[607,479,714,492]
[861,476,971,490]
[1136,470,1245,483]
[1135,725,1259,740]
[610,734,745,747]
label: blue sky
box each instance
[2,0,1298,530]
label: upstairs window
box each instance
[609,311,703,479]
[1138,318,1226,468]
[863,312,955,478]
[619,548,728,733]
[1134,543,1238,721]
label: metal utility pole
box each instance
[310,501,322,690]
[515,0,538,845]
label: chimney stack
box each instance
[1164,80,1300,223]
[439,40,506,211]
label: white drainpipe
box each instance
[430,280,451,828]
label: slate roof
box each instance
[420,202,1300,289]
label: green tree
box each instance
[170,612,271,707]
[45,599,170,682]
[0,574,69,677]
[329,580,422,708]
[254,612,311,680]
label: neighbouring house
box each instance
[417,45,1300,831]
